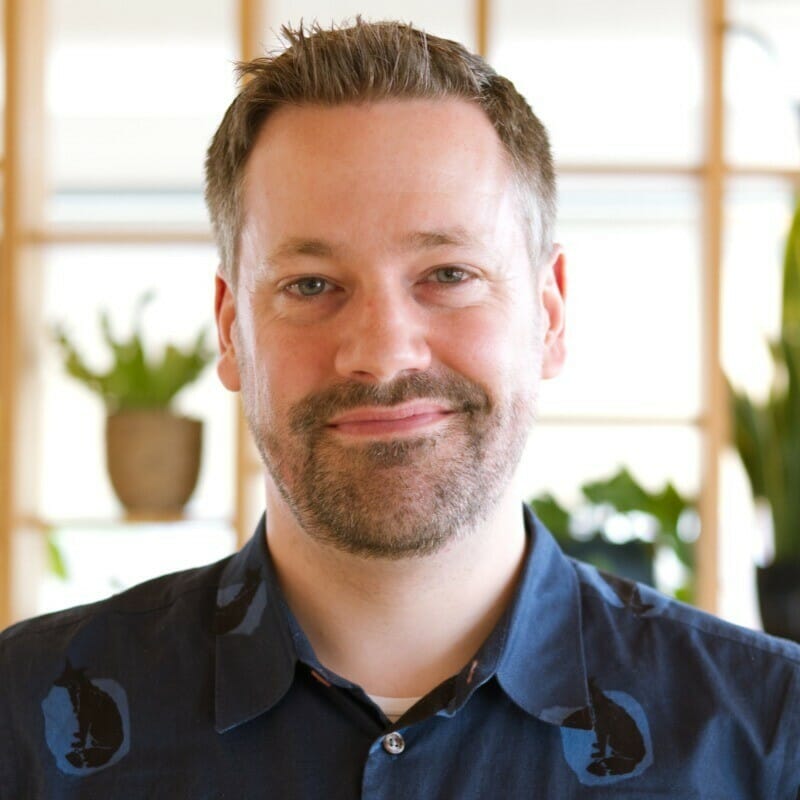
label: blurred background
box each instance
[1,0,799,632]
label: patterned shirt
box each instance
[2,507,799,798]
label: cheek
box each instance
[433,308,537,392]
[250,324,336,410]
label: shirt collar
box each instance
[214,514,297,733]
[214,506,590,733]
[493,505,591,725]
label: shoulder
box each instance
[565,559,800,790]
[571,559,800,760]
[0,554,232,677]
[571,557,800,667]
[0,555,237,797]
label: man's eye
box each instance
[430,267,469,284]
[286,277,330,297]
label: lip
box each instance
[326,402,454,436]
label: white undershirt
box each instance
[367,694,423,723]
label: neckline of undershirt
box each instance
[367,693,423,723]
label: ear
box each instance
[539,247,567,380]
[214,271,241,392]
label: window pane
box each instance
[245,470,267,542]
[540,176,702,419]
[491,0,702,165]
[721,177,795,397]
[49,191,210,229]
[719,177,796,630]
[38,244,234,521]
[718,451,763,630]
[520,423,700,505]
[719,178,794,626]
[45,0,238,225]
[726,0,800,168]
[262,0,474,51]
[37,521,236,615]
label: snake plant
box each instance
[728,198,800,564]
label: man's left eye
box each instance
[429,267,469,284]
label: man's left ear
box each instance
[539,247,567,379]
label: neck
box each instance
[264,478,527,698]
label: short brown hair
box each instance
[205,19,556,284]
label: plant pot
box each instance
[757,561,800,643]
[106,409,202,516]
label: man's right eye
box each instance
[285,277,330,297]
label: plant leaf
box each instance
[529,493,571,543]
[46,533,69,581]
[782,201,800,332]
[52,292,214,412]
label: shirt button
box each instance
[382,732,405,755]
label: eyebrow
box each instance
[400,226,479,251]
[265,226,481,268]
[267,237,335,264]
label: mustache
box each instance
[289,371,491,434]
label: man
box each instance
[1,19,798,799]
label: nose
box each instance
[333,287,431,383]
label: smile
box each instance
[326,403,455,437]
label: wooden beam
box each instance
[557,164,704,177]
[536,414,705,427]
[233,0,265,548]
[697,0,727,614]
[476,0,490,58]
[239,0,264,63]
[727,166,800,181]
[1,0,47,627]
[23,228,213,245]
[16,514,235,532]
[556,163,800,181]
[0,0,20,629]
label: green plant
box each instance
[46,529,68,581]
[728,199,800,564]
[531,468,697,602]
[53,291,214,413]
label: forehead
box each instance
[246,99,514,201]
[239,99,524,264]
[250,98,508,174]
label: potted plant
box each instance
[53,291,214,517]
[530,467,697,602]
[728,198,800,640]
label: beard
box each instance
[242,368,536,560]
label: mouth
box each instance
[326,402,455,437]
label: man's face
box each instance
[215,99,566,558]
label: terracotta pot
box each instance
[105,409,202,515]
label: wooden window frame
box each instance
[1,0,788,626]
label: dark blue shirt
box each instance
[2,507,799,798]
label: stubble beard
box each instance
[243,370,537,560]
